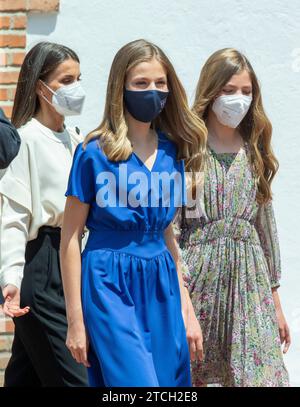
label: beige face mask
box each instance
[40,80,86,116]
[212,94,252,128]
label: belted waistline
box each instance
[84,229,167,258]
[194,217,259,244]
[25,225,61,262]
[38,225,61,235]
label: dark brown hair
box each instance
[12,41,79,128]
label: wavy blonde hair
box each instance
[83,39,207,174]
[193,48,278,204]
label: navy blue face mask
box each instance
[124,89,169,123]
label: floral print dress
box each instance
[174,142,289,387]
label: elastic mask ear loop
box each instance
[39,80,56,106]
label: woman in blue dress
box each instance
[60,39,206,387]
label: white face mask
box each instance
[212,94,252,128]
[40,80,86,116]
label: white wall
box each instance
[27,0,300,386]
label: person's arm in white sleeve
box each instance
[0,136,32,318]
[0,195,30,290]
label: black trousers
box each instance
[4,226,88,387]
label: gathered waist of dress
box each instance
[84,229,167,258]
[191,216,260,244]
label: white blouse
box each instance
[0,118,84,289]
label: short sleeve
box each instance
[65,142,95,204]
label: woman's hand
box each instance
[66,319,91,368]
[2,284,30,318]
[186,305,204,362]
[275,307,291,354]
[272,288,291,354]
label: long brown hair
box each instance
[84,39,207,173]
[193,48,278,204]
[12,42,79,128]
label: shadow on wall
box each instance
[27,13,58,36]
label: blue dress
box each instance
[65,130,192,387]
